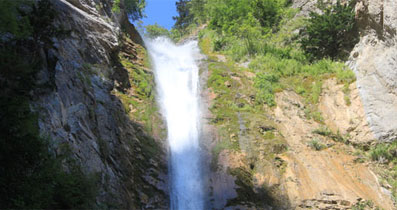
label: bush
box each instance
[308,138,327,151]
[173,0,193,30]
[112,0,146,20]
[254,73,280,106]
[370,142,397,163]
[313,127,332,136]
[0,1,32,39]
[250,0,284,29]
[144,23,170,38]
[299,0,358,60]
[336,68,356,84]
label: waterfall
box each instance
[146,37,204,210]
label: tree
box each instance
[112,0,146,20]
[189,0,207,24]
[299,0,358,60]
[145,23,170,38]
[251,0,282,28]
[173,0,193,30]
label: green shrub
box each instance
[250,0,284,29]
[352,200,375,210]
[144,23,170,38]
[308,138,327,151]
[112,0,145,20]
[254,73,280,106]
[299,0,358,60]
[213,37,226,51]
[0,0,32,39]
[311,111,324,123]
[370,142,397,163]
[336,68,356,84]
[173,0,194,30]
[313,127,332,136]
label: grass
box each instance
[312,126,348,144]
[200,35,289,176]
[369,141,397,163]
[352,200,377,210]
[350,141,397,202]
[308,138,327,151]
[115,45,164,137]
[200,8,356,108]
[313,126,332,136]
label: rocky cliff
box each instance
[4,0,396,209]
[31,0,168,208]
[198,0,397,209]
[348,0,397,142]
[292,0,397,143]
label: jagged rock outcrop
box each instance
[348,0,397,142]
[32,0,168,208]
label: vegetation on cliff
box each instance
[300,0,358,60]
[169,0,395,208]
[112,0,146,20]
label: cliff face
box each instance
[199,0,396,209]
[293,0,397,142]
[32,0,168,208]
[348,0,397,142]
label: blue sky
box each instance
[137,0,179,30]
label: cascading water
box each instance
[146,37,204,210]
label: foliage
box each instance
[313,127,332,136]
[251,0,285,28]
[361,141,397,201]
[369,142,397,163]
[351,200,375,210]
[112,0,146,20]
[308,138,327,151]
[189,0,207,24]
[0,0,31,39]
[144,23,170,38]
[299,0,358,60]
[336,68,356,84]
[173,0,193,30]
[254,72,280,106]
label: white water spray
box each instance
[146,37,204,210]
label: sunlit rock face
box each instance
[348,0,397,142]
[33,0,168,208]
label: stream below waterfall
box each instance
[146,37,205,210]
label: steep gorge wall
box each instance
[348,0,397,142]
[32,0,168,208]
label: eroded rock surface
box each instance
[32,0,168,208]
[348,0,397,142]
[274,89,393,210]
[319,79,374,144]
